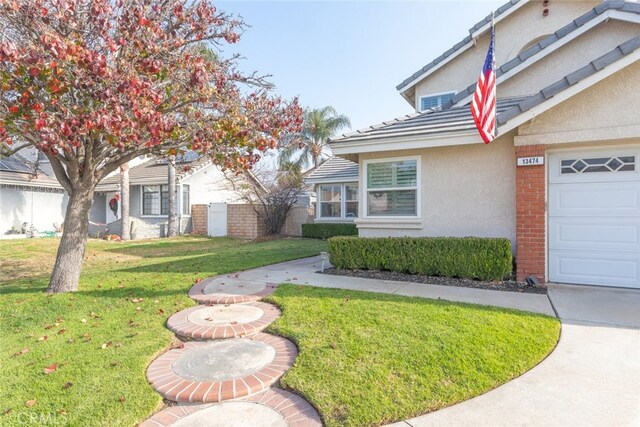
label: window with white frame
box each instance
[419,92,455,111]
[142,185,170,216]
[182,185,190,215]
[366,158,418,217]
[318,183,359,219]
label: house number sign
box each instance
[517,156,544,166]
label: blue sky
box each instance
[217,1,505,133]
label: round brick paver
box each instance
[167,302,281,340]
[146,333,297,403]
[189,276,277,304]
[140,388,322,427]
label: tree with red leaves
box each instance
[0,0,303,293]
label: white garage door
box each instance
[548,147,640,288]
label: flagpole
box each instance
[492,10,497,138]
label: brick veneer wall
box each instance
[191,204,208,235]
[515,144,546,282]
[227,204,266,240]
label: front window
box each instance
[366,159,418,217]
[419,92,455,111]
[318,183,359,220]
[142,185,169,215]
[319,185,342,218]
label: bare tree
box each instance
[120,163,130,241]
[230,166,306,236]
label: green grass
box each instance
[266,285,560,427]
[0,236,327,426]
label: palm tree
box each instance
[279,106,350,170]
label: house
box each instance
[0,149,67,237]
[305,156,359,223]
[328,0,640,289]
[91,155,241,239]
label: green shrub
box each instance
[302,223,358,239]
[327,236,512,281]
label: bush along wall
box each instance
[327,236,512,281]
[302,223,358,239]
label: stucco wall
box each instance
[182,165,242,205]
[500,19,640,98]
[516,60,640,145]
[0,187,68,234]
[356,133,517,246]
[412,0,598,109]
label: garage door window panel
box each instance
[561,156,635,174]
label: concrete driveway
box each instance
[396,284,640,427]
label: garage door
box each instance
[548,147,640,288]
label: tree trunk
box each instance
[47,186,94,293]
[120,163,130,240]
[167,158,177,237]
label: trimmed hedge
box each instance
[327,236,512,281]
[302,223,358,239]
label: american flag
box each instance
[470,22,497,144]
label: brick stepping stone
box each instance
[167,302,281,340]
[141,388,322,427]
[189,276,277,304]
[146,333,297,403]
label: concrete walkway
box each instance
[236,256,640,427]
[236,255,555,316]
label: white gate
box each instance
[207,202,227,237]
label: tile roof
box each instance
[304,156,359,184]
[444,1,640,109]
[396,0,523,92]
[330,97,528,144]
[497,35,640,125]
[96,156,210,191]
[0,153,62,189]
[333,33,639,146]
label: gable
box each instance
[404,0,599,109]
[515,59,640,145]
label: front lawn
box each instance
[266,285,560,427]
[0,236,327,426]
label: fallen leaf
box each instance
[63,382,73,390]
[135,307,141,311]
[44,363,58,374]
[38,335,48,341]
[3,408,12,416]
[230,321,238,325]
[81,319,87,323]
[154,300,159,304]
[115,342,123,348]
[204,317,213,321]
[171,342,185,350]
[157,309,165,315]
[57,329,66,335]
[14,348,29,357]
[101,341,112,350]
[58,409,67,415]
[110,361,119,367]
[44,324,53,330]
[25,400,36,408]
[331,342,338,350]
[118,396,126,404]
[67,338,75,344]
[131,298,140,303]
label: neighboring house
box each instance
[328,0,640,288]
[0,150,67,236]
[91,155,241,239]
[305,156,359,223]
